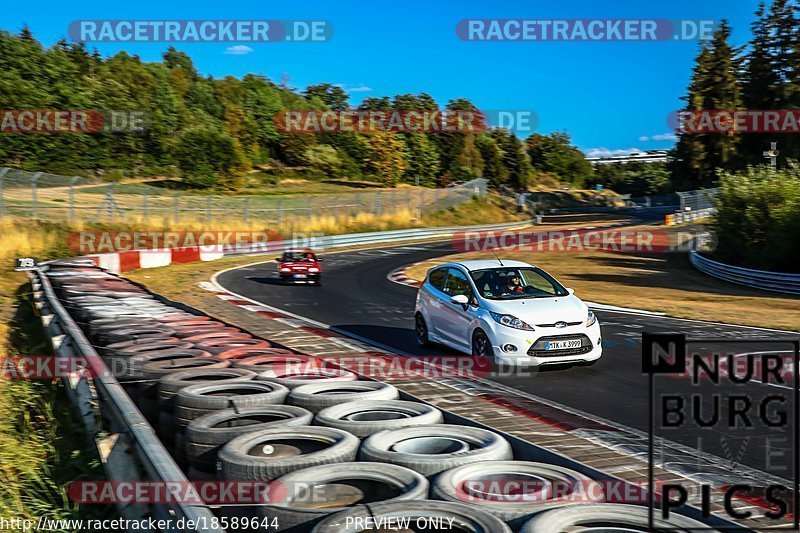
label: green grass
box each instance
[0,246,115,525]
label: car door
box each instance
[419,267,449,338]
[438,267,477,350]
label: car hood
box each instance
[481,295,587,325]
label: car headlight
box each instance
[586,310,597,327]
[489,312,534,330]
[309,267,319,273]
[280,268,291,272]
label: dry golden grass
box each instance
[405,248,800,331]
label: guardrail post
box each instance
[142,190,149,221]
[206,196,212,223]
[173,193,180,224]
[243,197,250,224]
[277,199,283,227]
[69,176,79,223]
[31,172,42,219]
[0,167,8,219]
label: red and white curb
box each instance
[387,265,423,287]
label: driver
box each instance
[500,272,524,296]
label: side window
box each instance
[443,268,473,298]
[428,268,447,291]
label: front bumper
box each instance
[489,322,602,367]
[280,272,320,283]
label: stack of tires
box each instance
[46,263,718,532]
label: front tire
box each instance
[415,314,431,347]
[472,330,498,374]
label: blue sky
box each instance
[2,0,763,155]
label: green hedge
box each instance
[714,166,800,273]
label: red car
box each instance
[276,249,323,286]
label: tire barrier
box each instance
[158,368,255,445]
[314,400,443,437]
[359,424,513,476]
[311,500,512,533]
[431,461,605,528]
[519,503,717,532]
[218,427,360,481]
[180,330,253,342]
[260,462,429,532]
[287,381,399,413]
[191,338,271,355]
[175,381,290,453]
[219,347,296,361]
[185,406,313,474]
[256,367,359,389]
[232,354,320,373]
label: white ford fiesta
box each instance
[414,260,602,367]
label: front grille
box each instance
[528,334,592,358]
[535,321,582,328]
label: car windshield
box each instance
[469,267,569,300]
[282,251,315,262]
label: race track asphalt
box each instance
[217,240,798,480]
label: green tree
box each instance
[363,132,409,186]
[475,134,507,187]
[671,20,742,188]
[492,129,531,189]
[401,133,440,186]
[303,145,342,177]
[303,83,350,111]
[525,131,593,186]
[174,127,244,189]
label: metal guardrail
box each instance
[690,250,800,295]
[221,219,534,257]
[29,265,225,533]
[670,207,716,225]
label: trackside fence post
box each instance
[0,167,8,220]
[31,172,42,219]
[69,176,79,223]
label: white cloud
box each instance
[332,83,372,93]
[638,132,677,142]
[584,147,643,158]
[224,45,253,55]
[652,132,677,141]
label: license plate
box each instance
[293,274,307,278]
[544,339,581,350]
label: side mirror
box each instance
[566,288,575,295]
[275,257,282,262]
[317,257,324,262]
[450,294,470,306]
